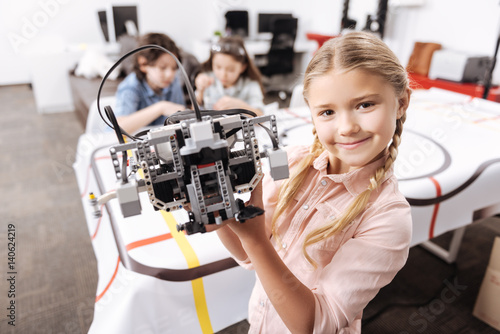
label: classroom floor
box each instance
[1,84,499,334]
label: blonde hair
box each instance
[271,31,409,268]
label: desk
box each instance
[409,73,500,103]
[74,88,500,332]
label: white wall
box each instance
[0,0,499,86]
[384,0,500,82]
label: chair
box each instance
[258,17,298,77]
[257,17,298,99]
[306,33,338,52]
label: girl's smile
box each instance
[335,136,371,150]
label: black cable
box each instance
[104,106,128,184]
[164,108,257,125]
[482,31,500,99]
[133,129,150,138]
[259,123,279,149]
[96,44,203,140]
[105,106,124,144]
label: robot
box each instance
[89,44,289,234]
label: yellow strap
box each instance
[161,211,214,334]
[125,136,213,333]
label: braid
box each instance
[302,114,406,268]
[368,113,405,191]
[271,129,324,244]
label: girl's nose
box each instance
[338,112,360,136]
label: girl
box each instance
[114,33,185,134]
[195,36,265,116]
[213,31,412,333]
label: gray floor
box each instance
[0,85,97,333]
[0,84,499,334]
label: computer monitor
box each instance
[113,6,138,40]
[225,10,249,38]
[98,6,138,43]
[258,13,293,33]
[98,10,110,42]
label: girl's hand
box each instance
[158,101,185,116]
[213,96,243,110]
[194,73,214,92]
[227,181,268,246]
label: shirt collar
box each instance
[140,77,174,98]
[312,150,393,196]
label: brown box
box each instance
[473,237,500,331]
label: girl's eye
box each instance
[320,109,335,116]
[358,102,374,110]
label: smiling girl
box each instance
[213,31,413,333]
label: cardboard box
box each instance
[473,237,500,331]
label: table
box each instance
[409,73,500,103]
[74,88,500,333]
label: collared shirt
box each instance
[237,145,412,334]
[201,72,264,111]
[114,72,185,127]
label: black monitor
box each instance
[98,6,138,43]
[113,6,138,40]
[98,10,109,42]
[225,10,249,38]
[258,13,293,33]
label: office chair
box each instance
[257,17,298,100]
[258,17,298,77]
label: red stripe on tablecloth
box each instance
[473,114,500,124]
[95,233,174,302]
[126,233,173,251]
[283,108,312,123]
[95,257,120,303]
[428,177,442,239]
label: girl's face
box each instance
[308,68,408,174]
[140,53,178,93]
[212,53,247,88]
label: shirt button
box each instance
[282,242,287,248]
[260,300,265,307]
[303,204,309,210]
[321,180,327,186]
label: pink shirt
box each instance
[237,145,412,333]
